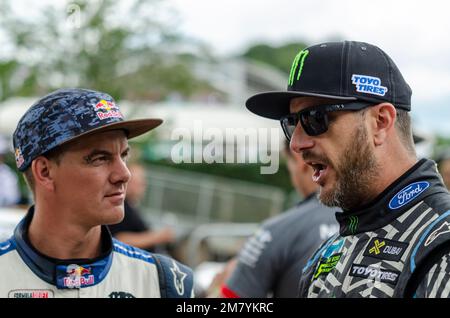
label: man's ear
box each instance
[369,103,397,147]
[31,157,56,192]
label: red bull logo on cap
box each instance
[93,99,123,120]
[15,147,24,169]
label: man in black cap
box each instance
[246,41,450,297]
[0,88,193,298]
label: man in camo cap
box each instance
[0,88,194,298]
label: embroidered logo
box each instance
[109,291,136,298]
[364,238,408,261]
[8,289,54,298]
[351,74,388,96]
[63,264,94,288]
[369,240,385,255]
[93,99,123,120]
[313,253,342,280]
[388,181,430,210]
[15,147,25,169]
[289,49,309,86]
[348,216,358,234]
[350,264,400,285]
[170,261,187,296]
[425,221,450,247]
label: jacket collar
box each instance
[13,206,113,289]
[336,158,448,236]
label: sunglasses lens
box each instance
[300,109,328,136]
[280,115,297,141]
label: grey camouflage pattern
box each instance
[13,88,124,171]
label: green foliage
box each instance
[242,42,308,74]
[0,0,211,101]
[435,135,450,147]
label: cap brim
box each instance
[245,91,357,120]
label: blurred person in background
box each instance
[0,135,20,207]
[108,162,176,252]
[218,140,339,298]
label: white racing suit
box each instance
[0,207,194,298]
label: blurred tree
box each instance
[241,42,308,74]
[0,0,215,101]
[435,135,450,147]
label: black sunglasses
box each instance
[280,102,373,140]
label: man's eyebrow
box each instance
[83,149,112,163]
[122,146,130,154]
[85,149,113,157]
[83,147,130,162]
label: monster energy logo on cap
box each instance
[349,216,358,234]
[288,49,309,86]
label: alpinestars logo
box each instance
[425,221,450,246]
[170,261,187,296]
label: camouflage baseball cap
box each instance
[13,88,162,171]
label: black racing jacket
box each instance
[298,159,450,297]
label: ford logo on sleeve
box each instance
[388,181,430,210]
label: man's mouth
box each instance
[105,191,125,201]
[308,161,329,184]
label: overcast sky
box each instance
[5,0,450,135]
[167,0,450,135]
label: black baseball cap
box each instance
[13,88,162,172]
[246,41,412,120]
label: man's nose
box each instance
[110,157,131,184]
[290,123,315,154]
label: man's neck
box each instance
[28,205,103,260]
[371,152,418,203]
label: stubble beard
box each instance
[318,123,380,211]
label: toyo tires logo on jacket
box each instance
[389,181,430,210]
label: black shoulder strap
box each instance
[153,253,194,298]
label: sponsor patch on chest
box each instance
[363,237,408,261]
[8,289,54,298]
[349,264,400,285]
[388,181,429,210]
[313,253,342,280]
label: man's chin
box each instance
[318,186,338,208]
[104,207,125,225]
